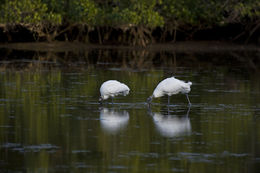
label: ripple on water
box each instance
[72,150,91,154]
[178,152,217,163]
[109,165,128,170]
[1,143,59,153]
[73,162,93,168]
[1,142,21,148]
[220,151,249,158]
[96,102,147,110]
[203,89,241,93]
[176,151,249,163]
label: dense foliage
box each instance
[1,0,260,45]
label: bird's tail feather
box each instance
[187,81,192,86]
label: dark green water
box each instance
[0,48,260,173]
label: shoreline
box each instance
[0,41,260,53]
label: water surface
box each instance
[0,47,260,173]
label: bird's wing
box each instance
[160,78,183,94]
[106,83,129,95]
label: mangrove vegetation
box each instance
[0,0,260,45]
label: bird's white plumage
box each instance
[152,77,192,98]
[100,80,130,100]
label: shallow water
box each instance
[0,48,260,173]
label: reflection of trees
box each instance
[229,51,259,72]
[0,47,259,72]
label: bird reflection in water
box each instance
[149,107,191,138]
[100,108,129,134]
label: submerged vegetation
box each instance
[0,0,260,45]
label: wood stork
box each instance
[147,77,192,106]
[99,80,130,104]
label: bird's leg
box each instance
[186,94,191,106]
[147,95,153,106]
[147,102,151,109]
[147,105,153,116]
[168,95,170,105]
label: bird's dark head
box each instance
[147,95,153,105]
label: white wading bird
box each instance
[99,80,130,104]
[147,77,192,106]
